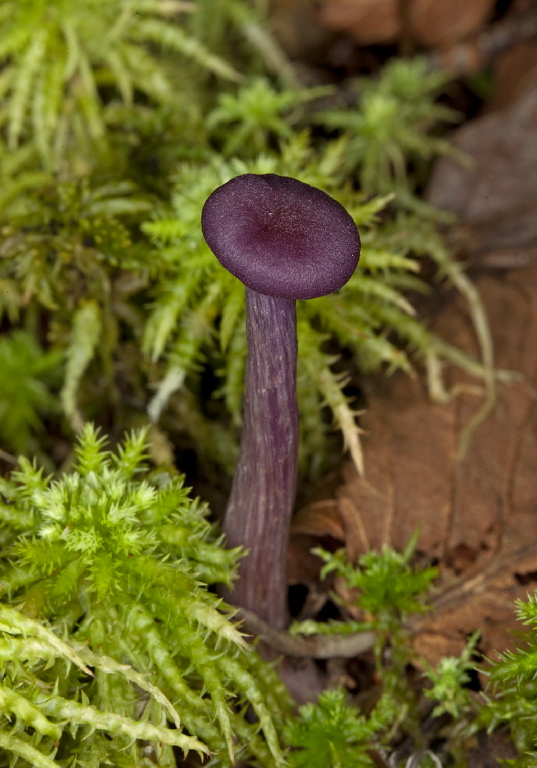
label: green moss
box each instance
[0,425,290,766]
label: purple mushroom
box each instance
[202,173,360,630]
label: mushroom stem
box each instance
[202,172,360,634]
[224,287,299,629]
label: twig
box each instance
[422,540,537,617]
[237,606,376,658]
[237,541,537,659]
[0,448,17,464]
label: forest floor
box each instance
[265,1,537,761]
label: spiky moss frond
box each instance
[284,688,397,768]
[0,602,207,765]
[142,132,487,476]
[422,632,480,719]
[314,536,438,633]
[61,301,102,432]
[206,77,328,157]
[0,0,239,167]
[290,536,438,703]
[0,176,151,319]
[0,425,290,766]
[0,176,155,439]
[470,590,537,764]
[317,57,459,196]
[0,331,62,455]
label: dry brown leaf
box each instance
[428,86,537,242]
[319,0,399,45]
[288,501,345,585]
[319,0,494,47]
[409,0,494,47]
[290,85,537,666]
[269,0,333,58]
[291,500,345,539]
[489,0,537,110]
[295,263,537,665]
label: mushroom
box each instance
[202,173,360,629]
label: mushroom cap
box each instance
[201,173,360,300]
